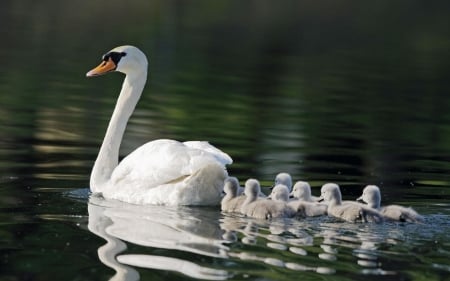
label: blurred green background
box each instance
[1,1,450,280]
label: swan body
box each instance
[241,179,295,219]
[289,181,320,202]
[319,183,383,223]
[270,184,327,217]
[221,177,246,212]
[357,185,424,223]
[87,45,232,205]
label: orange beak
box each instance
[86,58,117,77]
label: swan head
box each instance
[358,185,381,208]
[291,181,311,200]
[319,183,342,204]
[86,45,148,77]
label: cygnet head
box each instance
[357,185,381,209]
[320,183,342,205]
[244,179,261,200]
[269,184,290,202]
[273,173,292,191]
[223,177,240,197]
[291,181,312,200]
[86,45,148,77]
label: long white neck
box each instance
[90,72,147,192]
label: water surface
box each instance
[1,1,449,280]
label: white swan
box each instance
[357,185,424,223]
[270,184,327,217]
[319,183,383,223]
[241,179,295,219]
[86,45,232,205]
[221,177,245,213]
[289,181,320,202]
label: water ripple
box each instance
[40,193,447,281]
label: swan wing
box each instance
[183,141,233,165]
[111,139,230,189]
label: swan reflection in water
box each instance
[87,194,230,281]
[87,193,410,280]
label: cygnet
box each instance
[290,181,321,202]
[270,184,327,217]
[273,172,293,191]
[221,177,246,213]
[241,179,295,219]
[319,183,383,223]
[357,185,424,223]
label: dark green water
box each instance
[1,1,450,280]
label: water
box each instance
[1,0,450,280]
